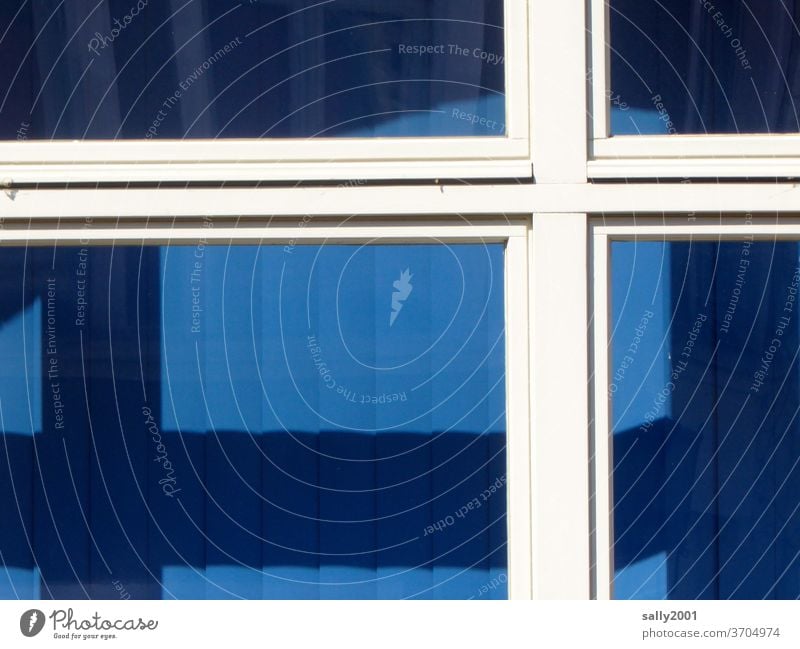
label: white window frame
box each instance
[0,210,538,599]
[0,1,531,184]
[590,213,800,599]
[588,0,800,179]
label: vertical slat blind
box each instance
[0,243,507,599]
[611,240,800,599]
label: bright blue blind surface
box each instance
[609,0,800,135]
[611,240,800,599]
[0,243,506,600]
[0,0,505,139]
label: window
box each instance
[0,0,531,182]
[592,216,800,600]
[588,0,800,178]
[4,0,800,607]
[0,217,533,600]
[609,0,800,135]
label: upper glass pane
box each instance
[0,0,505,140]
[611,237,800,599]
[609,0,800,135]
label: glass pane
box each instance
[611,238,800,599]
[609,0,800,135]
[0,0,505,140]
[0,242,507,599]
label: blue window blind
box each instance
[609,0,800,134]
[611,240,800,599]
[0,243,507,599]
[0,1,505,140]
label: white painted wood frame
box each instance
[0,214,536,599]
[590,214,800,600]
[587,0,800,179]
[0,1,531,184]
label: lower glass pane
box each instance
[611,239,800,599]
[0,243,507,599]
